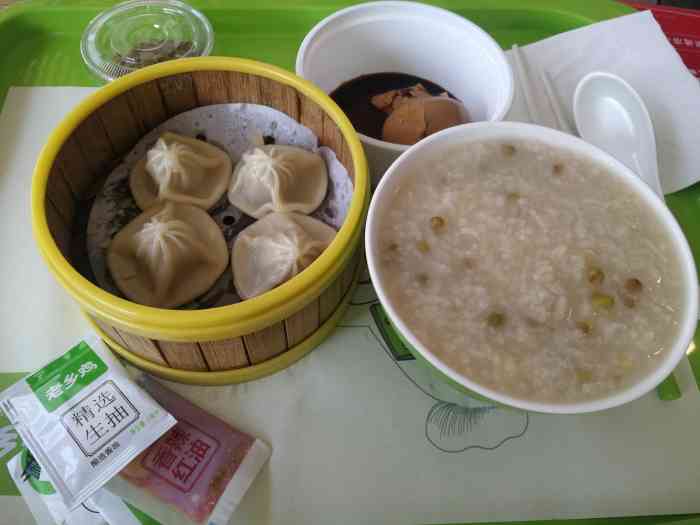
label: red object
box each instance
[623,2,700,77]
[119,377,256,523]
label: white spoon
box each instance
[574,72,683,400]
[573,71,663,198]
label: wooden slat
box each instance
[321,112,357,191]
[64,190,94,275]
[320,275,344,324]
[340,253,358,298]
[225,71,262,104]
[302,92,354,182]
[321,113,345,156]
[299,94,324,141]
[97,93,142,156]
[157,73,199,116]
[198,338,250,370]
[192,70,231,106]
[91,317,128,347]
[339,137,355,183]
[157,340,208,371]
[46,165,76,226]
[244,322,287,364]
[55,135,95,199]
[125,81,168,133]
[69,229,93,280]
[45,197,71,257]
[73,114,116,197]
[284,299,320,347]
[114,328,168,366]
[259,77,300,121]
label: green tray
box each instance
[0,0,633,95]
[0,1,697,521]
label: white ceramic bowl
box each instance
[365,121,699,414]
[296,1,513,185]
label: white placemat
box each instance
[1,87,700,524]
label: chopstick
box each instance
[541,69,575,134]
[511,44,543,124]
[513,43,574,133]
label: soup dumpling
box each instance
[228,145,328,219]
[107,201,229,308]
[232,212,335,299]
[130,132,232,210]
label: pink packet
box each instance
[118,377,270,524]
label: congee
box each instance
[376,139,684,402]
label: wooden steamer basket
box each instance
[31,57,369,385]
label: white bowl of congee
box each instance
[365,121,699,414]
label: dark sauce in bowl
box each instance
[330,72,457,141]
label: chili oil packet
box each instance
[108,375,271,525]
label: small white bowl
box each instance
[296,1,514,184]
[365,121,699,414]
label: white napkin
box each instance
[505,10,700,195]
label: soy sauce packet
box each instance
[0,333,176,510]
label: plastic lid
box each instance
[81,0,214,82]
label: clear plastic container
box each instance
[81,0,214,82]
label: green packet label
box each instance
[25,341,108,413]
